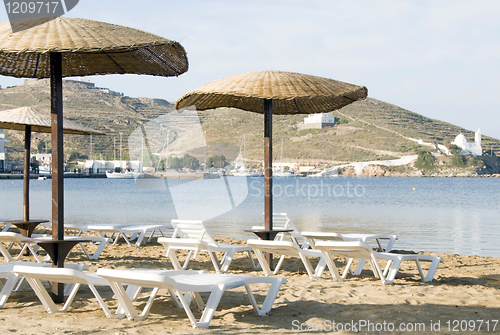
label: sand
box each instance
[1,237,499,334]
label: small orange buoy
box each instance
[413,187,416,191]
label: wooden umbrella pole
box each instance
[23,125,31,221]
[264,99,273,268]
[50,52,65,303]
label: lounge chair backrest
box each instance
[273,214,309,247]
[0,232,35,243]
[170,219,218,247]
[268,213,300,233]
[252,213,299,233]
[318,241,374,260]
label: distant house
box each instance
[31,153,52,164]
[452,128,482,156]
[31,153,52,174]
[84,160,143,173]
[298,113,336,130]
[0,130,7,171]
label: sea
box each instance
[1,176,499,257]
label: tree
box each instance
[414,150,436,170]
[181,154,199,170]
[68,151,88,161]
[211,155,226,168]
[168,156,182,169]
[37,140,50,153]
[449,145,467,167]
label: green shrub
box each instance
[414,150,436,170]
[449,145,467,167]
[336,118,349,125]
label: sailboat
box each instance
[232,134,262,177]
[106,168,135,179]
[274,138,294,177]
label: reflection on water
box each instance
[0,177,499,256]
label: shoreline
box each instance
[1,237,499,334]
[0,173,106,179]
[1,173,500,180]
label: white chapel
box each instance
[451,128,482,156]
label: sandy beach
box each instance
[1,237,499,335]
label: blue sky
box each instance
[1,0,499,140]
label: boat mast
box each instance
[280,137,284,173]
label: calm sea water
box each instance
[1,176,499,257]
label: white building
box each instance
[31,153,52,164]
[299,112,336,130]
[0,130,7,171]
[452,128,482,156]
[84,160,143,173]
[30,153,52,174]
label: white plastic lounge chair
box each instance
[12,265,115,316]
[81,224,170,247]
[1,262,88,308]
[251,213,309,248]
[158,219,257,273]
[0,232,44,262]
[247,239,326,279]
[302,232,398,275]
[96,268,286,328]
[118,224,170,247]
[31,235,112,261]
[315,241,443,284]
[0,262,49,308]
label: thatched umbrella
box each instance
[176,70,367,265]
[0,106,105,221]
[0,16,188,300]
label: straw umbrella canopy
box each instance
[176,71,367,264]
[0,106,105,222]
[0,16,188,300]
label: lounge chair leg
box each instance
[0,273,19,308]
[313,257,327,278]
[383,258,402,284]
[220,250,235,273]
[273,255,286,275]
[298,253,316,279]
[247,278,286,316]
[353,259,367,275]
[166,249,184,270]
[246,250,258,269]
[383,260,393,277]
[196,283,226,328]
[342,258,355,278]
[208,251,221,273]
[0,244,15,262]
[88,283,113,317]
[423,258,442,282]
[253,249,273,276]
[319,251,343,281]
[174,285,222,329]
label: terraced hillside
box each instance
[1,79,498,165]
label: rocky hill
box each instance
[1,79,499,171]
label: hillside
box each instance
[0,79,175,161]
[1,79,499,166]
